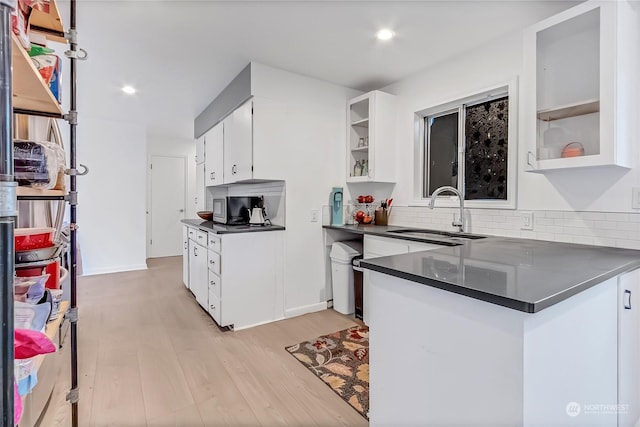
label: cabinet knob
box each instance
[209,259,214,264]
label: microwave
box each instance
[212,196,261,225]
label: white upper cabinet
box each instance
[523,0,638,172]
[195,136,205,165]
[195,162,205,211]
[224,99,253,183]
[204,121,224,186]
[347,90,397,183]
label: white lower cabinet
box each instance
[188,238,208,310]
[618,269,640,427]
[208,292,221,325]
[185,229,285,330]
[182,226,190,289]
[362,235,443,325]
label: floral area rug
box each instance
[285,325,369,419]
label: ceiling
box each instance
[63,1,580,138]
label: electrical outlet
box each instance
[633,188,640,209]
[521,211,534,230]
[310,209,319,222]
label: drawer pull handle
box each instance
[624,289,632,310]
[209,260,214,264]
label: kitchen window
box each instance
[415,81,517,208]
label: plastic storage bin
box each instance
[330,240,363,315]
[15,227,55,250]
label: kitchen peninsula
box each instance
[349,231,640,426]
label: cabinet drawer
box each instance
[195,230,208,245]
[208,233,221,252]
[207,250,221,274]
[188,227,196,240]
[208,270,221,299]
[208,293,221,325]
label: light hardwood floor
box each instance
[40,256,368,427]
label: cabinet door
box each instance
[188,240,199,296]
[224,100,253,183]
[189,240,208,309]
[618,269,640,427]
[204,122,224,186]
[195,163,205,211]
[362,235,409,325]
[195,136,205,165]
[182,226,189,288]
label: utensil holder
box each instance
[375,208,388,226]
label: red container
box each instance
[15,227,55,251]
[44,260,60,289]
[15,266,46,277]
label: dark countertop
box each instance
[182,219,285,234]
[323,224,484,246]
[324,224,640,313]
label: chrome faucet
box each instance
[428,186,465,233]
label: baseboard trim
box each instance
[285,302,328,319]
[233,317,286,331]
[81,263,148,276]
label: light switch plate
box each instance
[310,209,319,222]
[521,211,534,230]
[633,188,640,209]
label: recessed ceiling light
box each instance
[376,29,395,41]
[121,85,137,95]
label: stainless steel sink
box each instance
[387,228,487,240]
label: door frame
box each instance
[146,154,188,258]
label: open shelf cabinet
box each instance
[524,0,639,172]
[346,90,396,183]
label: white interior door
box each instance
[150,156,186,258]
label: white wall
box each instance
[382,19,639,214]
[77,117,147,275]
[250,63,361,316]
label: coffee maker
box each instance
[331,187,344,226]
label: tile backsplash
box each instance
[388,206,640,250]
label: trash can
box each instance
[330,240,363,315]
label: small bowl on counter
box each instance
[197,211,214,221]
